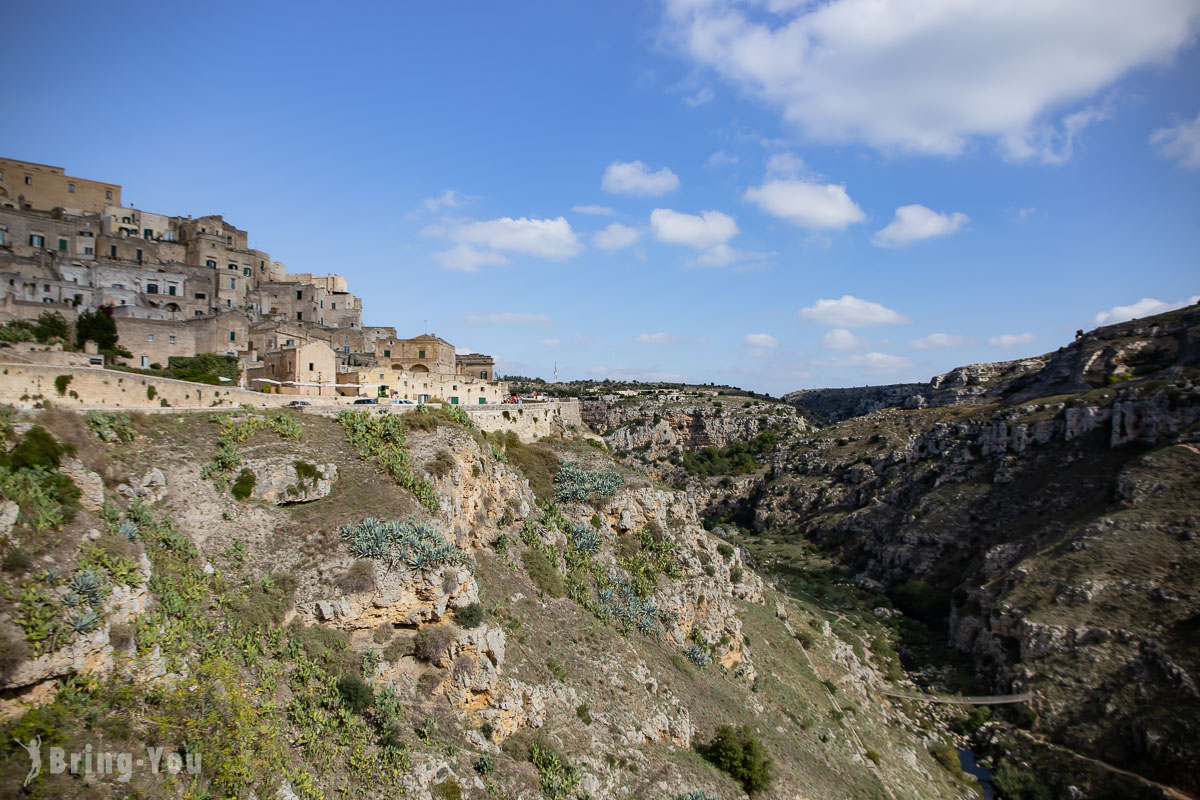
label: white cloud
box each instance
[798,295,910,327]
[816,352,915,371]
[433,245,508,272]
[601,160,681,196]
[821,328,869,351]
[743,179,865,230]
[687,243,773,268]
[453,216,582,260]
[455,347,474,355]
[650,208,739,248]
[872,205,969,248]
[1093,295,1200,325]
[988,332,1037,348]
[766,152,805,176]
[742,333,778,348]
[465,312,550,325]
[572,204,615,216]
[706,150,739,167]
[910,332,974,350]
[423,189,475,212]
[662,0,1200,159]
[593,222,640,250]
[684,86,715,107]
[635,332,683,345]
[1150,111,1200,168]
[540,338,561,348]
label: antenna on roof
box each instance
[554,361,558,382]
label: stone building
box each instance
[246,340,338,396]
[0,158,120,215]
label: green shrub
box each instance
[473,754,494,775]
[729,567,743,584]
[147,385,157,401]
[992,763,1051,800]
[698,724,773,795]
[529,741,582,800]
[521,547,565,598]
[339,517,470,573]
[54,375,72,396]
[576,703,593,725]
[681,431,777,477]
[4,426,71,470]
[231,468,256,500]
[414,625,455,664]
[716,543,734,560]
[427,449,456,478]
[2,547,33,573]
[336,673,375,713]
[929,742,963,776]
[455,601,484,629]
[85,411,137,443]
[230,573,298,629]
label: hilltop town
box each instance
[0,157,508,405]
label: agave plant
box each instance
[69,570,106,605]
[568,524,601,555]
[118,520,140,541]
[686,644,712,667]
[69,609,101,634]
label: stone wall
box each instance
[465,400,583,438]
[0,362,290,409]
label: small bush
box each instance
[576,703,593,725]
[729,566,743,584]
[4,426,72,470]
[522,547,565,598]
[54,375,72,396]
[455,601,484,629]
[992,763,1051,800]
[414,625,456,664]
[554,461,623,504]
[427,449,456,478]
[337,673,375,713]
[231,468,256,500]
[338,560,376,594]
[698,725,774,795]
[473,754,495,775]
[929,742,963,776]
[2,547,33,573]
[230,573,298,629]
[716,543,734,560]
[147,385,156,401]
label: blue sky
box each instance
[7,1,1200,394]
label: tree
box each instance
[74,308,118,350]
[699,725,773,795]
[33,312,70,343]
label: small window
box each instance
[136,249,143,261]
[195,310,203,317]
[146,284,158,294]
[383,349,391,357]
[68,183,75,193]
[418,349,425,359]
[308,363,314,371]
[30,234,45,247]
[111,246,119,258]
[331,302,336,310]
[167,285,176,296]
[140,356,149,367]
[450,397,459,405]
[57,238,68,251]
[206,259,216,268]
[105,189,112,199]
[169,335,176,344]
[24,176,32,185]
[144,228,152,238]
[296,311,302,321]
[226,236,232,245]
[481,371,487,379]
[228,263,237,270]
[43,284,50,292]
[285,338,294,346]
[194,292,206,300]
[83,246,94,255]
[147,334,155,342]
[229,278,236,289]
[295,290,303,300]
[229,331,236,342]
[243,267,251,276]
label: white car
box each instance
[388,398,415,405]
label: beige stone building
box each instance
[247,340,338,396]
[0,158,120,215]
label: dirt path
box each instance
[1016,730,1199,800]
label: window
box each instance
[0,231,4,245]
[229,278,236,289]
[167,285,176,296]
[57,238,67,251]
[24,176,32,185]
[206,259,216,268]
[146,284,159,294]
[42,298,52,304]
[480,371,487,379]
[147,334,155,342]
[295,290,302,300]
[229,331,236,342]
[195,310,203,317]
[43,284,50,292]
[121,216,131,224]
[228,263,237,270]
[169,336,176,344]
[226,236,232,245]
[144,228,152,238]
[418,349,425,359]
[135,249,143,261]
[140,356,149,367]
[68,183,75,193]
[296,311,302,321]
[450,397,459,405]
[105,190,112,200]
[111,246,118,258]
[331,302,336,310]
[83,246,93,255]
[30,234,45,247]
[383,349,391,357]
[308,363,314,371]
[194,292,206,300]
[243,267,250,276]
[285,339,294,346]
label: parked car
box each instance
[353,398,378,405]
[285,400,311,408]
[389,398,415,405]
